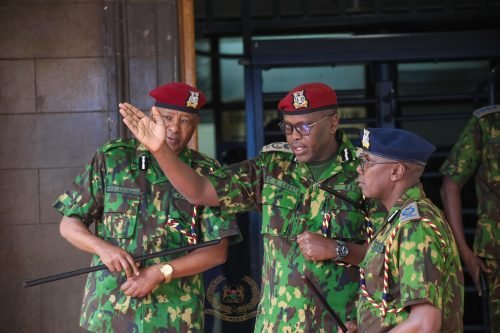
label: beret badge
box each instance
[186,91,200,109]
[362,129,370,149]
[292,90,308,109]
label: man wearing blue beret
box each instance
[339,128,464,332]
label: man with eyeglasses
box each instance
[340,128,463,333]
[119,82,377,332]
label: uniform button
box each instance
[214,225,219,230]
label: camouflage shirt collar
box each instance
[335,130,357,164]
[312,130,358,182]
[388,183,425,217]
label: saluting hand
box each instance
[120,265,165,298]
[119,103,167,153]
[297,231,335,261]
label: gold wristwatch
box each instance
[160,263,174,283]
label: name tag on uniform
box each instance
[371,241,385,253]
[265,176,300,194]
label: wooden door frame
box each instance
[178,0,199,150]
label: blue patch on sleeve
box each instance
[400,202,420,222]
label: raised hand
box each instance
[119,102,167,153]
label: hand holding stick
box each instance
[24,239,221,288]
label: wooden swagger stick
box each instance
[23,239,221,288]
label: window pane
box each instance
[262,65,366,93]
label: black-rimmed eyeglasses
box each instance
[278,114,335,136]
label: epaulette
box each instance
[399,202,421,223]
[261,142,292,154]
[100,138,137,153]
[473,105,500,118]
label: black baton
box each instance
[480,270,490,332]
[302,274,348,333]
[24,239,221,288]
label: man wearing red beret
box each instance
[120,82,375,332]
[54,82,240,332]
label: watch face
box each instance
[161,264,173,277]
[337,244,349,259]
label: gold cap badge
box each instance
[186,91,200,108]
[292,90,308,109]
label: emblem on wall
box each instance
[205,275,260,322]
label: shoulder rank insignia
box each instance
[473,104,500,118]
[293,90,308,109]
[400,202,420,222]
[261,142,292,153]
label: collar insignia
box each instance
[341,148,352,162]
[292,90,308,109]
[186,91,200,108]
[139,154,149,171]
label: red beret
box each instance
[278,82,338,115]
[149,82,206,114]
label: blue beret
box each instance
[360,128,436,165]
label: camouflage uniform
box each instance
[208,131,370,332]
[440,104,500,331]
[357,184,464,333]
[53,139,240,333]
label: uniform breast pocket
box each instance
[261,185,299,237]
[324,185,364,238]
[362,248,385,295]
[102,189,140,239]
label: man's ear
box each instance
[329,113,339,134]
[390,163,406,181]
